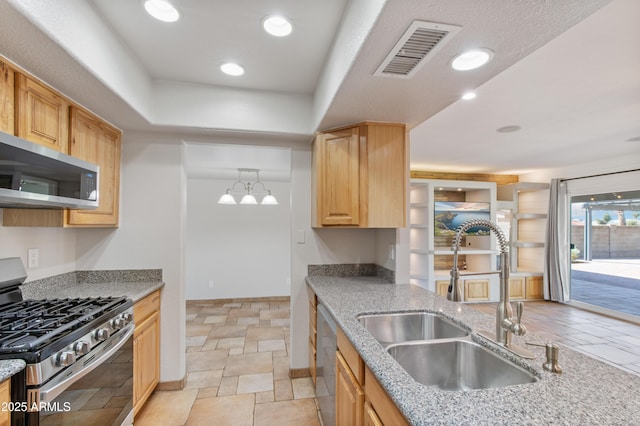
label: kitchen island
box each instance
[307,275,640,425]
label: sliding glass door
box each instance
[569,190,640,319]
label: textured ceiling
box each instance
[1,0,637,175]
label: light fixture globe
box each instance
[261,194,279,205]
[240,194,258,205]
[218,193,236,205]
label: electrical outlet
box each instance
[208,280,214,288]
[28,248,39,268]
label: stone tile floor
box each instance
[470,300,640,376]
[135,298,320,426]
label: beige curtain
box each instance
[543,178,570,302]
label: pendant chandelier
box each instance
[217,168,278,205]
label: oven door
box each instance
[23,325,134,426]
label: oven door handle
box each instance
[35,324,134,406]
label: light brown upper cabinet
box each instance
[2,61,122,228]
[0,59,14,134]
[65,107,121,227]
[313,122,407,228]
[15,73,69,153]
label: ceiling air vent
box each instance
[374,21,461,79]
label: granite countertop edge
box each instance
[21,280,165,303]
[306,275,640,425]
[0,359,26,382]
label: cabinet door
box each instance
[509,277,526,300]
[363,401,383,426]
[0,60,14,134]
[15,73,69,152]
[316,128,360,226]
[67,107,121,227]
[436,280,450,297]
[0,378,10,426]
[525,276,544,299]
[464,279,490,302]
[336,351,364,426]
[133,311,160,416]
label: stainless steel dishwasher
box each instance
[316,303,336,426]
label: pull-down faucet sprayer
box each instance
[447,218,535,359]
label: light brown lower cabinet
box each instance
[133,290,161,416]
[0,378,9,426]
[364,401,383,426]
[308,285,318,384]
[336,327,409,426]
[364,367,409,426]
[336,351,364,426]
[464,279,490,302]
[525,275,544,299]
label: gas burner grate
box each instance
[0,297,129,352]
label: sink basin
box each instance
[357,311,468,347]
[387,339,538,391]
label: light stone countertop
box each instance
[306,275,640,425]
[0,359,26,382]
[21,280,164,303]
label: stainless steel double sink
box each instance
[357,311,538,391]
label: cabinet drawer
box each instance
[134,290,161,325]
[337,327,364,386]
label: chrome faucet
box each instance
[447,218,535,358]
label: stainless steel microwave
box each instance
[0,130,99,209]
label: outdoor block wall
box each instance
[572,225,640,259]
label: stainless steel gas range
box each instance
[0,258,134,426]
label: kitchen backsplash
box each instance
[307,263,395,283]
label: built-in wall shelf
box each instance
[408,179,500,302]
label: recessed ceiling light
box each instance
[220,62,245,76]
[461,92,476,100]
[144,0,180,23]
[263,15,293,37]
[496,125,522,133]
[451,48,494,71]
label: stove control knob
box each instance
[111,318,125,330]
[121,312,133,324]
[55,351,76,367]
[94,328,111,342]
[74,341,90,356]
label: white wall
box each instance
[289,147,381,369]
[75,132,186,384]
[185,178,291,300]
[521,153,640,182]
[0,214,77,280]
